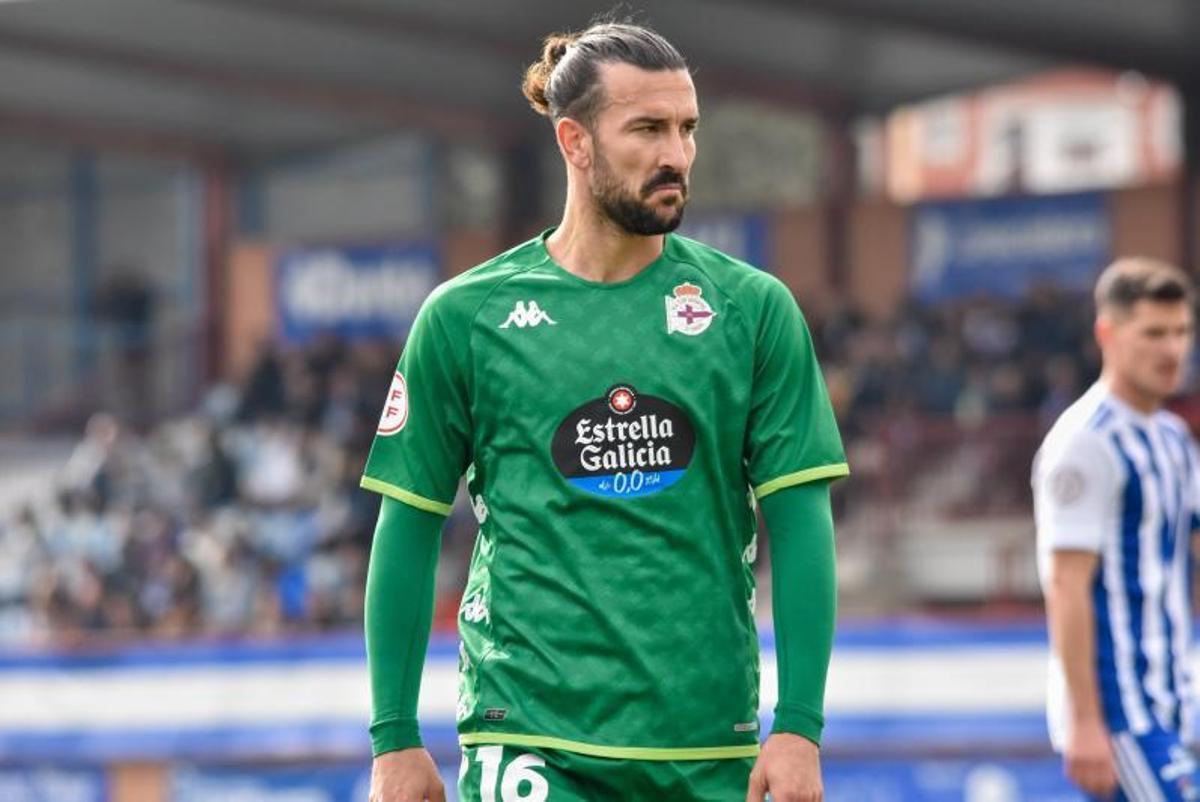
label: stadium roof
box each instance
[0,0,1195,160]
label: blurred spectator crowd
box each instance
[816,284,1097,441]
[814,284,1099,522]
[0,284,1105,646]
[0,336,476,646]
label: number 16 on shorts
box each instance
[460,745,550,802]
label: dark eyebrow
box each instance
[625,116,668,128]
[625,115,700,128]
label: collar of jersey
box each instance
[533,226,675,290]
[1091,380,1159,424]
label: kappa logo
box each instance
[460,592,489,624]
[665,282,716,335]
[1162,744,1198,783]
[499,300,557,329]
[471,494,489,524]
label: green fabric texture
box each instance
[365,496,444,757]
[761,479,836,746]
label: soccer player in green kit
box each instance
[364,20,847,802]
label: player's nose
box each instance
[659,131,689,173]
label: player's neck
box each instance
[1100,371,1162,416]
[546,205,665,284]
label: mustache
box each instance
[642,170,688,196]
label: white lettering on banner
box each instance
[282,252,434,324]
[914,212,1106,280]
[956,217,1106,263]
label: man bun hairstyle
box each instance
[522,32,581,118]
[1094,256,1194,318]
[521,20,687,128]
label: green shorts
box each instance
[458,744,755,801]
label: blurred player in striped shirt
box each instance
[1035,257,1200,800]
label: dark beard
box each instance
[592,151,688,236]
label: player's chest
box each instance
[1121,428,1195,522]
[468,282,752,432]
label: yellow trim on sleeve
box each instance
[458,732,759,761]
[753,462,850,500]
[359,476,453,516]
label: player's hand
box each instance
[745,732,822,802]
[369,747,445,802]
[1064,718,1118,799]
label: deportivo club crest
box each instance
[665,282,716,335]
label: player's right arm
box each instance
[366,498,447,802]
[361,288,474,802]
[1033,430,1120,799]
[1045,549,1117,798]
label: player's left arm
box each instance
[745,479,835,802]
[742,276,846,802]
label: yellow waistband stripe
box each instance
[459,732,760,761]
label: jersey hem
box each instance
[753,463,850,499]
[458,732,760,761]
[359,476,453,516]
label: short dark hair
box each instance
[521,20,687,128]
[1094,257,1194,317]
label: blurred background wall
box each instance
[1,1,1199,800]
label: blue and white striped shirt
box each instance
[1034,381,1199,749]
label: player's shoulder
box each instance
[423,236,547,321]
[667,234,796,313]
[1155,408,1194,443]
[1039,385,1120,466]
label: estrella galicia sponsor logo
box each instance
[552,384,695,498]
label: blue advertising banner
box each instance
[276,243,441,343]
[172,763,463,802]
[678,212,770,270]
[911,192,1109,301]
[173,764,369,802]
[0,767,107,802]
[0,623,1058,762]
[823,757,1076,802]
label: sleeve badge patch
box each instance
[376,371,409,436]
[1049,465,1085,506]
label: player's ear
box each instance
[1094,313,1112,350]
[556,117,592,170]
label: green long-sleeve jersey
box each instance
[361,230,847,760]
